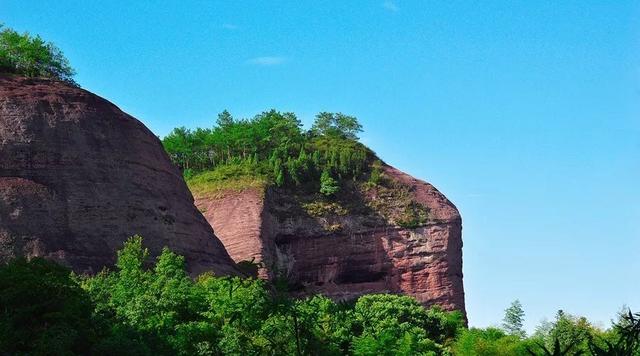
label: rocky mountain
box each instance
[194,162,466,316]
[0,76,237,276]
[0,74,465,316]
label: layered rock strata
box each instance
[195,164,465,315]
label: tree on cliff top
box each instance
[311,112,363,140]
[0,24,76,84]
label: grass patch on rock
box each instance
[187,161,269,198]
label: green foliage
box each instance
[0,258,95,355]
[302,201,349,217]
[2,241,633,356]
[162,109,304,172]
[526,337,585,356]
[530,310,609,355]
[453,327,532,356]
[351,294,465,355]
[396,201,431,228]
[186,159,270,197]
[0,24,76,83]
[320,169,340,196]
[162,110,370,193]
[367,160,384,186]
[311,112,363,140]
[363,177,432,228]
[0,238,468,355]
[589,309,640,355]
[503,300,526,338]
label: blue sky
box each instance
[4,1,639,332]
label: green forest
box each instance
[162,109,372,198]
[1,238,638,355]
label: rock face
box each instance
[195,164,465,316]
[0,76,238,276]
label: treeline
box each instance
[0,237,463,355]
[1,239,638,355]
[162,111,370,191]
[459,301,640,355]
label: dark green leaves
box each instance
[0,258,95,354]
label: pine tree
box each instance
[320,169,339,196]
[503,300,526,338]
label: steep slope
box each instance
[0,75,238,276]
[194,163,465,315]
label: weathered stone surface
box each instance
[195,164,465,316]
[0,75,238,276]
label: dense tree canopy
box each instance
[162,110,370,194]
[0,237,464,355]
[1,240,636,355]
[0,258,94,354]
[0,24,76,84]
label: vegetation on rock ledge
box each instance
[163,111,434,230]
[163,110,369,194]
[0,24,76,84]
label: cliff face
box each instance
[0,76,237,276]
[195,164,465,315]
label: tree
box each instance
[453,327,531,356]
[529,310,605,355]
[0,24,76,84]
[350,294,462,355]
[311,112,363,140]
[526,337,584,356]
[589,309,640,356]
[320,169,340,196]
[503,300,526,338]
[216,110,234,127]
[0,258,95,354]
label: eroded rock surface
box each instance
[195,164,465,315]
[0,76,237,276]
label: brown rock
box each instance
[194,164,465,316]
[0,75,238,276]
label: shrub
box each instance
[453,327,531,356]
[320,169,340,196]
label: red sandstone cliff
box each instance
[0,76,238,276]
[195,164,465,315]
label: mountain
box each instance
[0,75,237,276]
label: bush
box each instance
[0,24,76,84]
[453,327,531,356]
[0,258,95,354]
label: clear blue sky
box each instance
[4,1,639,332]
